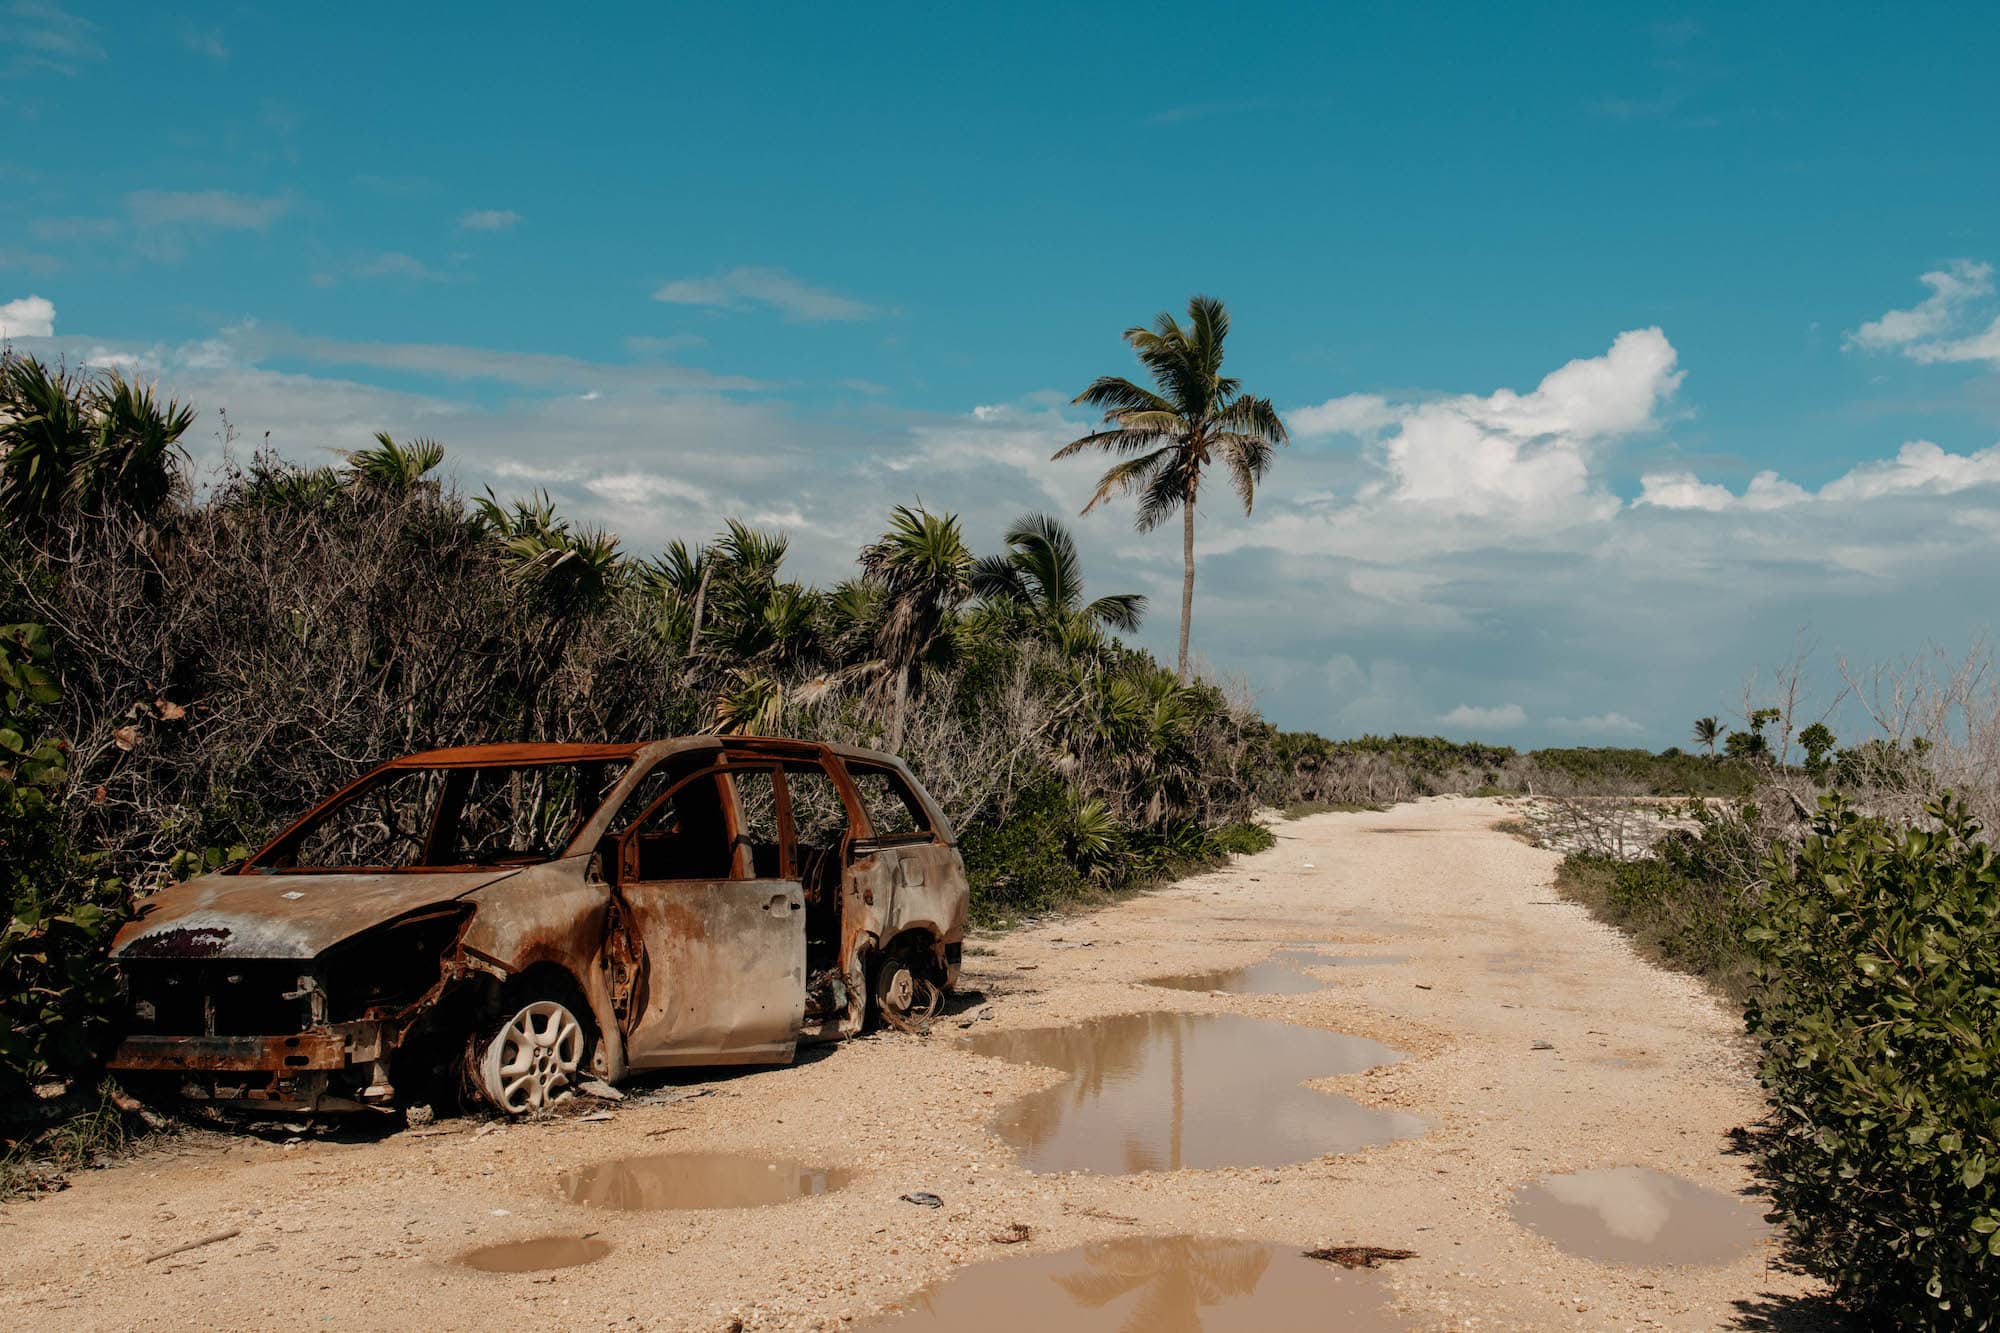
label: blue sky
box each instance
[5,2,1998,748]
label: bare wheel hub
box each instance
[477,999,585,1114]
[875,954,943,1034]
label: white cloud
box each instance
[1549,711,1646,738]
[1848,260,1992,350]
[1638,441,2000,511]
[1907,316,2000,367]
[582,472,712,507]
[1289,393,1397,437]
[458,209,521,231]
[126,190,291,230]
[0,293,55,337]
[653,267,877,322]
[1439,702,1526,730]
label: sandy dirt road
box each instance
[0,798,1827,1330]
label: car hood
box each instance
[110,868,523,961]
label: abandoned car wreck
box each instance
[105,737,968,1114]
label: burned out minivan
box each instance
[106,737,967,1114]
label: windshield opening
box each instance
[248,760,630,872]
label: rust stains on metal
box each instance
[108,737,969,1115]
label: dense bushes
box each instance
[0,352,1296,1112]
[1,623,126,1108]
[1744,796,2000,1327]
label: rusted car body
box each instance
[106,737,967,1113]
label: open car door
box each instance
[611,764,805,1067]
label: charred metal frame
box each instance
[105,737,968,1112]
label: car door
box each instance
[841,760,964,936]
[612,763,806,1067]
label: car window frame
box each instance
[840,760,938,849]
[611,761,796,884]
[243,758,629,875]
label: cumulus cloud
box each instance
[653,267,877,322]
[0,293,56,337]
[1549,711,1646,738]
[458,209,521,231]
[1440,703,1526,730]
[1638,441,2000,511]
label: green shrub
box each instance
[1555,803,1765,997]
[1744,795,2000,1327]
[0,623,129,1107]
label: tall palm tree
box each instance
[1055,296,1287,680]
[1691,716,1722,757]
[859,504,973,751]
[972,512,1146,639]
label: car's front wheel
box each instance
[473,996,591,1114]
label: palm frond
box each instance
[1081,448,1173,516]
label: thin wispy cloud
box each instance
[458,209,521,231]
[125,190,292,230]
[350,252,451,283]
[222,325,765,393]
[653,267,878,322]
[179,24,228,62]
[8,0,104,74]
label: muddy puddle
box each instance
[1146,949,1405,994]
[557,1152,850,1211]
[458,1234,611,1273]
[1512,1166,1770,1265]
[1144,955,1323,995]
[963,1011,1423,1173]
[860,1236,1406,1331]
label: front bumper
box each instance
[110,1032,354,1072]
[109,1024,392,1112]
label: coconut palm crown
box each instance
[1055,295,1286,680]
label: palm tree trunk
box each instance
[1176,503,1195,681]
[887,666,909,753]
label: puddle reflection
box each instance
[1512,1166,1770,1265]
[861,1236,1407,1331]
[458,1234,610,1273]
[558,1152,850,1211]
[965,1012,1423,1173]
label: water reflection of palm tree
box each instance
[1052,1237,1272,1333]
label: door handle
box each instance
[767,893,789,911]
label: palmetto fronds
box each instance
[0,353,193,528]
[973,512,1147,637]
[343,431,445,495]
[860,504,974,750]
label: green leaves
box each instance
[1745,794,2000,1327]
